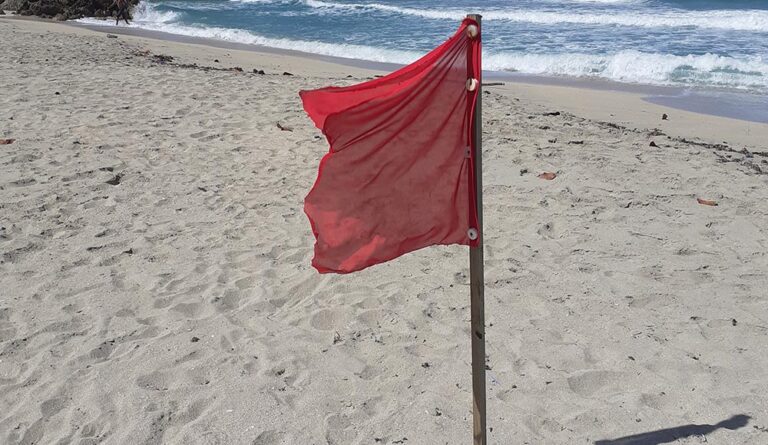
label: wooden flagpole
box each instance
[467,13,486,445]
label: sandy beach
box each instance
[2,16,768,445]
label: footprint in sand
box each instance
[310,308,347,331]
[252,430,285,445]
[567,370,625,397]
[355,365,383,381]
[171,302,205,319]
[136,370,173,392]
[324,414,358,445]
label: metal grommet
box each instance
[467,228,478,240]
[466,78,478,92]
[466,24,478,39]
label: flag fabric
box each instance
[300,19,481,274]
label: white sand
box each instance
[1,17,768,445]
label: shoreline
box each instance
[2,15,767,150]
[3,15,766,125]
[3,15,768,124]
[69,17,768,126]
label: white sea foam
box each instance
[560,0,642,3]
[486,50,768,90]
[132,1,181,22]
[228,0,280,3]
[543,0,645,3]
[304,0,768,32]
[163,2,233,11]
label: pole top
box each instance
[467,13,482,20]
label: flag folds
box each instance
[300,19,481,274]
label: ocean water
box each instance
[77,0,768,93]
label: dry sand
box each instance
[1,17,768,445]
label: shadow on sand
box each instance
[594,414,750,445]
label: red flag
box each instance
[300,19,481,274]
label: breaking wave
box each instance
[486,50,768,91]
[76,4,421,64]
[303,0,768,32]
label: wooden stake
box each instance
[467,13,486,445]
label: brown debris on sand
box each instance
[538,172,557,180]
[151,54,174,64]
[697,198,718,206]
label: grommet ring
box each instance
[467,228,479,240]
[466,24,478,39]
[466,78,478,92]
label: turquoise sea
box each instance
[78,0,768,95]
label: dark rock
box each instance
[0,0,28,11]
[17,0,137,19]
[105,173,122,185]
[214,59,219,63]
[662,113,668,120]
[282,71,294,76]
[543,111,561,116]
[649,141,658,147]
[106,34,118,39]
